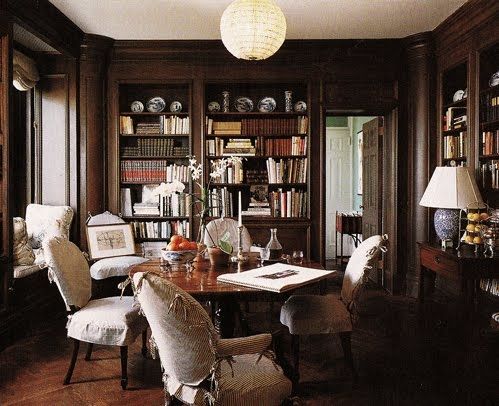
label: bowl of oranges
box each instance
[161,235,198,267]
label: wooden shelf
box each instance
[206,155,307,159]
[209,182,307,187]
[121,155,188,160]
[121,112,189,116]
[120,181,189,185]
[123,216,190,220]
[480,119,499,129]
[120,133,189,137]
[479,154,499,160]
[206,133,307,138]
[206,216,310,222]
[442,99,467,110]
[442,157,467,163]
[206,111,307,117]
[442,127,467,135]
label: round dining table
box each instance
[130,257,329,337]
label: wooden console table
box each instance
[335,211,362,267]
[418,242,499,309]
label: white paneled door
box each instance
[325,126,353,259]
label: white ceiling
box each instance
[49,0,467,40]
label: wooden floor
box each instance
[0,278,498,405]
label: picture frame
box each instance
[86,223,135,260]
[357,130,363,195]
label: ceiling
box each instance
[48,0,467,40]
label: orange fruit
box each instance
[170,235,183,244]
[178,241,191,251]
[188,241,198,250]
[166,242,176,251]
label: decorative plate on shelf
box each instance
[234,97,254,112]
[207,101,221,112]
[146,97,166,113]
[170,101,182,113]
[294,101,307,113]
[453,90,465,102]
[130,100,144,113]
[258,97,276,113]
[489,70,499,87]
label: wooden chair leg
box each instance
[64,338,80,385]
[120,346,128,390]
[290,334,300,392]
[339,332,358,382]
[85,343,93,361]
[141,329,148,357]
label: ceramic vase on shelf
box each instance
[222,91,230,113]
[284,90,293,112]
[266,228,283,261]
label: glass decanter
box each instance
[266,228,283,261]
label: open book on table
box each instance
[216,263,335,293]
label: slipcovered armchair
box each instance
[132,271,292,405]
[280,234,388,388]
[43,237,148,389]
[203,217,252,253]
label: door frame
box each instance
[323,109,399,294]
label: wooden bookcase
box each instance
[440,61,469,167]
[478,41,499,207]
[117,82,192,243]
[203,82,311,256]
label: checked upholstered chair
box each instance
[43,237,149,389]
[132,271,292,405]
[280,234,388,388]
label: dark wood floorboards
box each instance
[1,277,498,405]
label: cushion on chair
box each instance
[280,293,352,335]
[13,217,35,266]
[90,256,149,280]
[42,237,91,311]
[204,218,252,253]
[26,204,74,249]
[340,234,388,311]
[67,296,147,346]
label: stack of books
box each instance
[133,202,160,216]
[223,138,256,156]
[120,116,134,134]
[443,107,466,131]
[206,119,242,135]
[136,122,162,134]
[242,185,271,216]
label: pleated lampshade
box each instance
[220,0,287,60]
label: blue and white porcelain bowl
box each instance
[258,97,276,113]
[146,97,166,113]
[170,101,182,113]
[294,101,307,113]
[161,249,197,266]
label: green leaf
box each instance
[219,240,233,255]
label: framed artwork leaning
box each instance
[86,223,135,260]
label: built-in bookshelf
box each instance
[117,83,192,242]
[440,62,468,167]
[203,83,311,254]
[478,42,499,207]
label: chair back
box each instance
[43,237,91,311]
[340,234,388,312]
[25,204,74,249]
[133,271,216,386]
[203,217,252,253]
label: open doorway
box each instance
[325,116,376,263]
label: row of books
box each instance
[266,157,307,184]
[481,130,499,156]
[205,117,308,135]
[246,169,268,184]
[122,139,188,157]
[120,115,190,135]
[209,159,244,184]
[480,160,499,189]
[480,278,499,297]
[263,136,307,156]
[442,107,466,131]
[443,131,466,159]
[206,188,235,217]
[479,92,499,123]
[120,161,189,183]
[131,220,190,240]
[132,194,191,217]
[268,189,307,218]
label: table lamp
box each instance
[419,166,484,249]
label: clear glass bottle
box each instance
[266,228,283,260]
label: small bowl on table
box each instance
[161,249,197,270]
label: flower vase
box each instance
[208,247,230,267]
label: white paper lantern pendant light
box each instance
[220,0,287,61]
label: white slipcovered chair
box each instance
[43,237,148,389]
[87,211,148,280]
[132,271,292,405]
[203,217,252,253]
[280,234,388,387]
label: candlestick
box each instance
[238,191,242,226]
[236,225,247,263]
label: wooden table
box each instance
[418,242,499,310]
[130,258,329,337]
